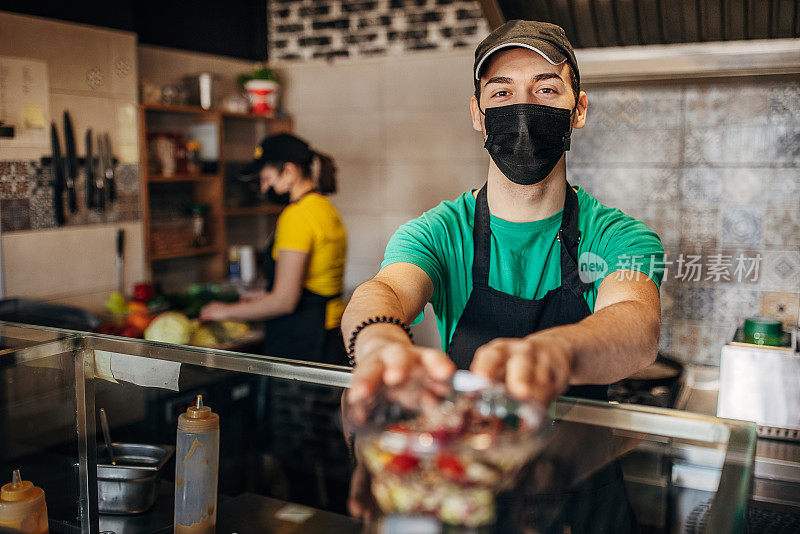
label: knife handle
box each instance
[117,229,125,256]
[53,179,66,226]
[97,180,106,212]
[107,174,116,203]
[87,169,96,210]
[67,184,77,213]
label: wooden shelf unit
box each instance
[147,173,220,183]
[150,245,221,261]
[140,104,292,286]
[224,205,284,217]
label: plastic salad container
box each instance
[348,370,551,527]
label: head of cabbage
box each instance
[144,312,193,345]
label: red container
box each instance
[244,80,279,116]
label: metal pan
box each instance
[97,443,174,515]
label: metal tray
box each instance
[97,443,174,515]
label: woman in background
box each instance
[201,133,347,364]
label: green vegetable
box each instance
[144,312,193,345]
[237,66,278,88]
[104,291,127,314]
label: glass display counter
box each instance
[0,321,756,533]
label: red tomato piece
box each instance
[386,453,419,475]
[437,454,465,479]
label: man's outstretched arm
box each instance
[342,262,455,404]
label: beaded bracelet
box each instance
[346,316,413,366]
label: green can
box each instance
[742,316,784,347]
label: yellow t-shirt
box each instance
[272,193,347,330]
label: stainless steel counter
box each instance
[677,364,800,510]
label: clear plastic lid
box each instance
[344,371,551,527]
[347,370,549,470]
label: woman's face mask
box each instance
[482,102,573,185]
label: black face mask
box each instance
[482,103,573,185]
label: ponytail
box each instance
[311,150,337,194]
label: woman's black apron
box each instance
[447,183,607,401]
[261,235,342,363]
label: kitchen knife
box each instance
[95,132,106,212]
[103,133,116,203]
[63,111,78,214]
[85,128,96,209]
[116,229,124,293]
[49,122,66,226]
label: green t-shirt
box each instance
[381,186,665,353]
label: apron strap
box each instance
[472,184,491,285]
[559,183,594,296]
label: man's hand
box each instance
[348,328,455,407]
[470,332,573,405]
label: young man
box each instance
[342,20,664,406]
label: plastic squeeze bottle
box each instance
[0,469,49,534]
[175,395,219,534]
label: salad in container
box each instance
[346,370,551,528]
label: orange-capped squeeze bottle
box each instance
[174,395,219,534]
[0,469,48,533]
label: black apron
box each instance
[448,183,607,401]
[261,235,342,363]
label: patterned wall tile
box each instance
[761,291,800,326]
[768,81,800,122]
[675,286,716,321]
[722,168,767,206]
[774,123,800,166]
[577,167,681,209]
[658,321,674,355]
[679,207,719,249]
[592,168,641,207]
[0,198,32,231]
[30,168,56,230]
[684,127,724,166]
[113,192,142,222]
[0,161,141,230]
[669,321,731,365]
[583,89,645,129]
[572,128,681,166]
[680,167,723,206]
[760,250,800,292]
[0,162,36,199]
[723,124,779,166]
[566,166,602,198]
[115,163,141,195]
[588,87,683,129]
[766,168,800,208]
[642,168,680,205]
[713,286,761,326]
[721,207,764,247]
[764,209,800,248]
[685,84,770,127]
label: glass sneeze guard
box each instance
[0,321,756,533]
